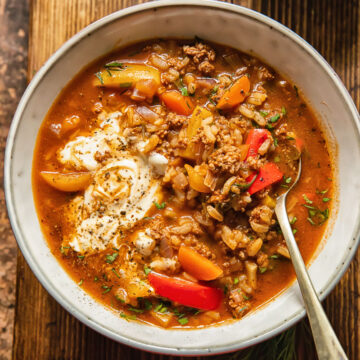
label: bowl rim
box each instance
[4,0,360,355]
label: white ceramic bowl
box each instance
[5,0,360,355]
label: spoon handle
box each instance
[275,194,348,360]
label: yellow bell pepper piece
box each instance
[93,64,160,88]
[180,106,212,160]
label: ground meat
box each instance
[256,251,269,268]
[208,145,246,175]
[246,155,266,170]
[167,112,187,128]
[198,61,215,75]
[183,42,216,75]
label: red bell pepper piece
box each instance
[148,272,222,310]
[245,129,271,159]
[247,162,283,195]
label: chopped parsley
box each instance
[259,267,267,274]
[144,265,151,275]
[316,189,328,195]
[153,201,166,209]
[292,229,298,235]
[60,246,70,255]
[281,106,287,115]
[259,110,268,117]
[322,197,331,203]
[237,306,248,313]
[115,295,125,303]
[302,194,313,204]
[94,276,99,282]
[270,254,279,259]
[105,61,125,68]
[105,253,118,264]
[120,313,137,321]
[234,174,257,190]
[128,306,144,314]
[78,279,83,286]
[307,217,316,225]
[102,285,112,294]
[269,114,280,123]
[95,72,104,84]
[111,268,120,278]
[178,317,189,325]
[233,277,239,285]
[77,255,85,260]
[290,216,297,225]
[154,303,168,313]
[242,294,250,300]
[284,176,292,184]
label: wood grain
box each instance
[0,1,28,359]
[13,0,360,359]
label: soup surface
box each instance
[33,39,333,328]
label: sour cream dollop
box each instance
[60,111,166,253]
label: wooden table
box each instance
[9,1,360,359]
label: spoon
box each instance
[275,157,348,360]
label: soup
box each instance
[33,39,333,328]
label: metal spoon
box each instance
[275,157,348,360]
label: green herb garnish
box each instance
[281,106,287,115]
[120,313,137,321]
[322,197,331,203]
[105,61,125,69]
[259,110,268,117]
[115,295,125,303]
[307,217,316,225]
[303,194,313,204]
[269,114,280,123]
[60,246,70,255]
[111,268,120,278]
[153,201,166,209]
[234,174,258,190]
[105,253,118,264]
[128,306,144,314]
[95,72,104,84]
[178,317,189,325]
[102,285,113,294]
[316,189,328,195]
[78,279,83,286]
[144,265,151,275]
[259,267,267,274]
[233,277,239,285]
